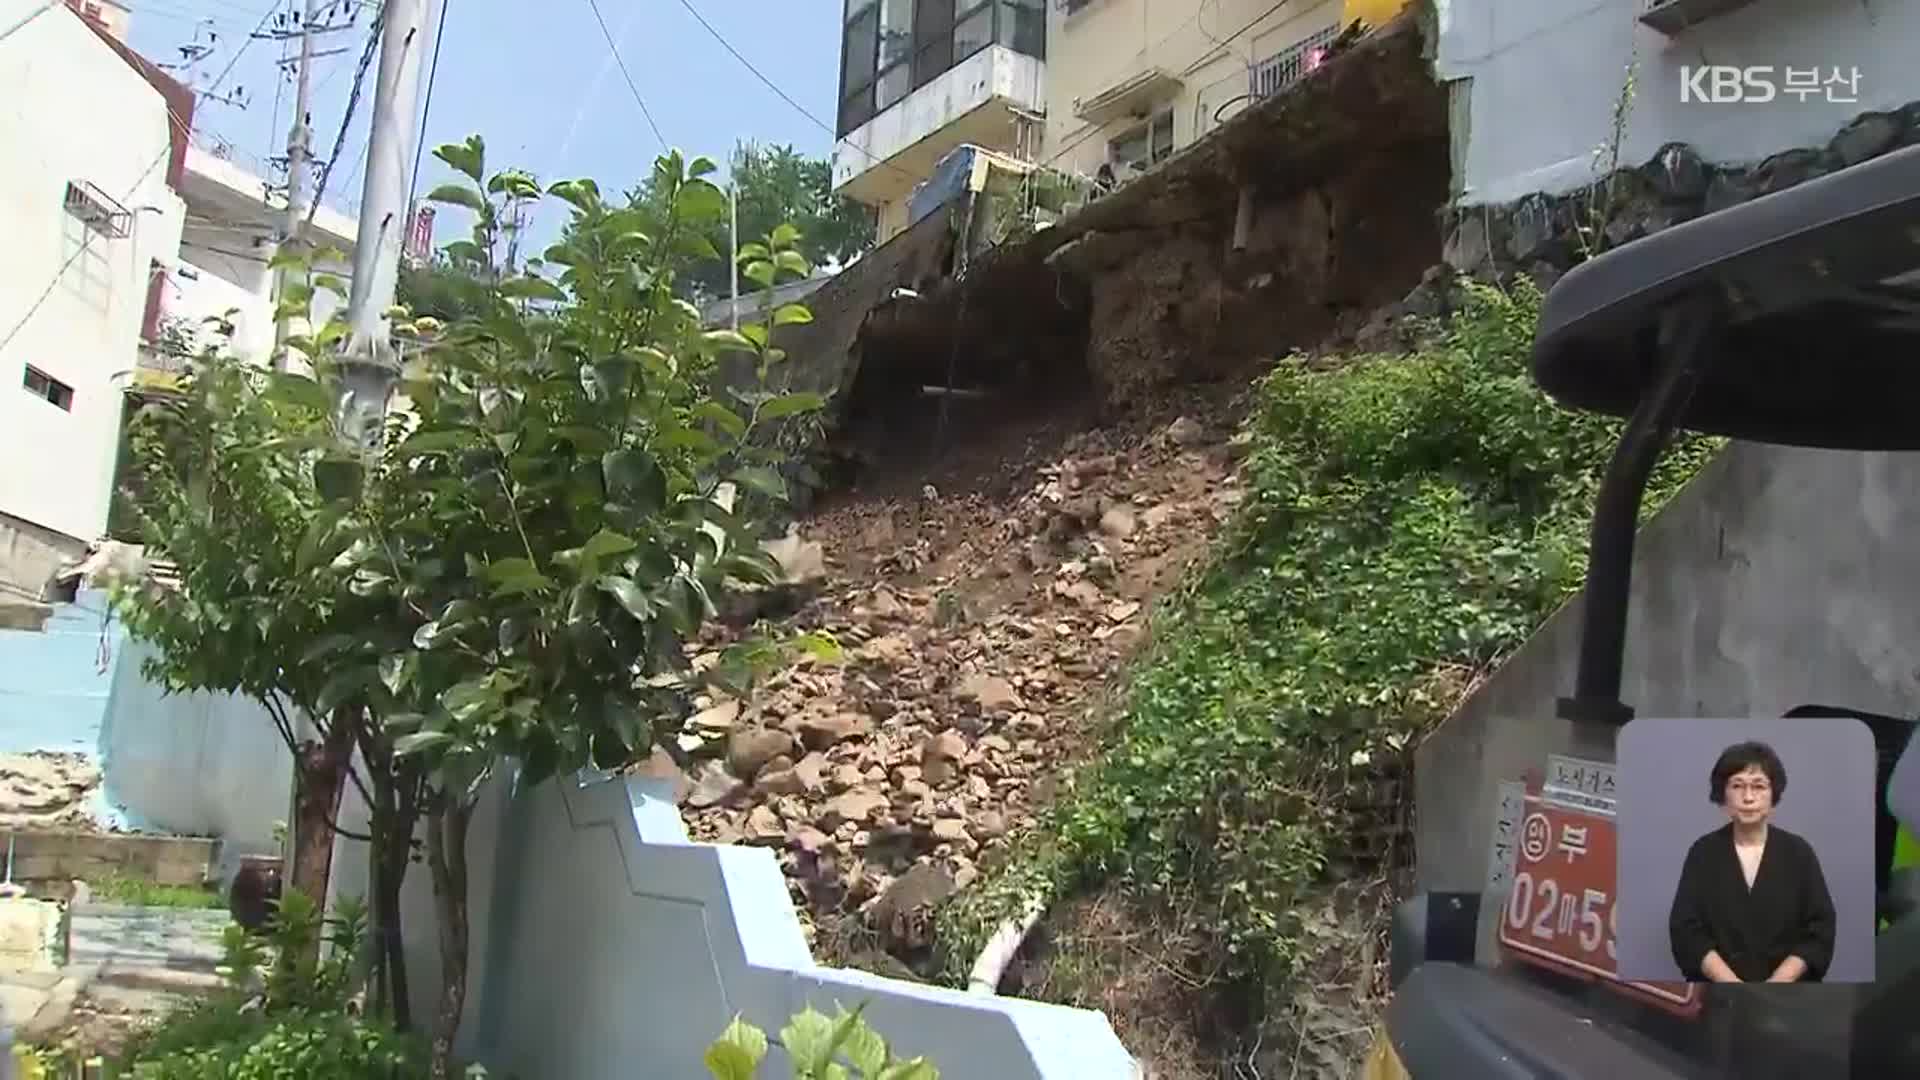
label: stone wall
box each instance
[1439,103,1920,285]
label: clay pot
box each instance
[230,855,283,933]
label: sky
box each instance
[126,0,846,247]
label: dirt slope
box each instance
[652,394,1247,967]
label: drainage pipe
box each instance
[966,895,1049,994]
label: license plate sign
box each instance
[1496,792,1701,1016]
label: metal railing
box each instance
[1250,24,1340,100]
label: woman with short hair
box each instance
[1668,740,1837,983]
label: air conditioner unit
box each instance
[1640,0,1761,36]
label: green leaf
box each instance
[394,428,475,457]
[546,177,601,210]
[702,329,759,355]
[781,1008,837,1074]
[688,156,719,179]
[674,178,729,221]
[877,1060,938,1080]
[313,457,365,503]
[771,303,814,327]
[602,449,667,512]
[433,136,485,183]
[299,633,359,667]
[499,275,566,302]
[733,465,788,502]
[393,730,453,757]
[553,426,614,454]
[757,391,826,421]
[742,260,776,289]
[839,1011,887,1076]
[737,242,770,262]
[770,222,803,250]
[295,505,349,574]
[597,575,655,621]
[789,630,846,664]
[316,667,376,715]
[484,557,554,598]
[693,402,747,440]
[580,529,637,563]
[739,322,769,349]
[703,1041,756,1080]
[722,550,783,586]
[425,183,487,212]
[263,371,333,414]
[774,250,810,277]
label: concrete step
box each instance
[68,905,228,974]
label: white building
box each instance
[158,145,357,374]
[0,0,187,597]
[830,0,1048,243]
[0,0,359,599]
[1435,0,1920,206]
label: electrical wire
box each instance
[305,1,382,227]
[583,0,665,151]
[670,0,919,181]
[403,0,450,216]
[0,0,279,357]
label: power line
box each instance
[0,0,279,357]
[582,0,664,151]
[306,2,382,226]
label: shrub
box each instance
[706,1006,939,1080]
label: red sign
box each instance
[1497,791,1702,1017]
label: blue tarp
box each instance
[907,145,979,229]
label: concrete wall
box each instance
[0,588,291,865]
[0,1,186,545]
[1416,443,1920,893]
[1436,0,1920,205]
[330,767,1138,1079]
[0,509,88,601]
[1044,0,1343,180]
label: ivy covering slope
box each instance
[943,279,1722,985]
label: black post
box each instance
[1558,292,1722,729]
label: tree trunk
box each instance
[425,794,474,1079]
[288,705,358,932]
[383,760,422,1031]
[356,724,423,1032]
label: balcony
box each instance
[832,44,1045,211]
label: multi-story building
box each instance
[1044,0,1399,186]
[0,0,189,596]
[0,0,358,598]
[830,0,1049,242]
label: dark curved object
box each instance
[1532,144,1920,451]
[1387,963,1705,1080]
[230,855,283,934]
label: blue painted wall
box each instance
[0,589,119,756]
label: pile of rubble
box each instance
[0,753,103,832]
[649,413,1249,956]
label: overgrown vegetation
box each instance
[942,279,1720,1010]
[85,875,225,910]
[20,891,424,1079]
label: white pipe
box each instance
[966,896,1048,994]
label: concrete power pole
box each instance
[273,0,318,371]
[336,0,440,449]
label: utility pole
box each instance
[257,0,358,371]
[729,183,739,330]
[336,0,440,449]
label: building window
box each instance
[837,0,1046,136]
[23,366,74,411]
[1109,109,1175,175]
[954,1,992,64]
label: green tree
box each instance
[628,141,875,303]
[365,136,836,1077]
[113,304,430,1030]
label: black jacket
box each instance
[1668,823,1836,982]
